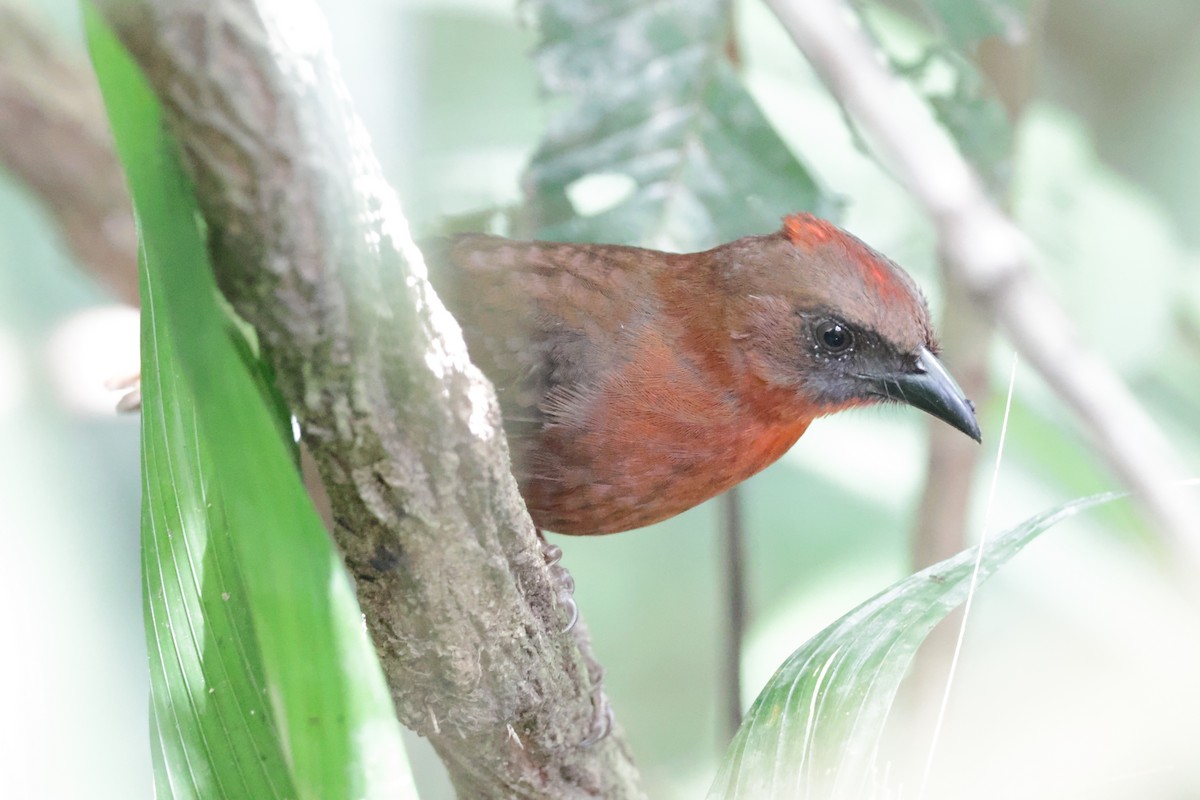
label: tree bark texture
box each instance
[95,1,644,797]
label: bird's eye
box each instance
[815,320,853,353]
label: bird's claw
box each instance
[580,680,614,748]
[558,589,579,633]
[536,533,610,746]
[538,534,577,632]
[540,540,563,567]
[550,564,579,633]
[106,372,142,413]
[580,704,613,748]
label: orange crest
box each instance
[782,213,912,304]
[782,213,839,248]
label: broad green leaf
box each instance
[523,0,836,251]
[926,68,1013,186]
[86,8,415,799]
[868,2,1029,193]
[920,0,1028,50]
[708,490,1122,800]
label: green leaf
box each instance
[868,2,1028,194]
[523,0,836,250]
[85,7,415,799]
[927,67,1014,184]
[707,490,1123,800]
[919,0,1028,50]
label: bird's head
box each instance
[710,213,981,442]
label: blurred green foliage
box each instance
[522,0,834,249]
[875,1,1017,193]
[2,0,1199,798]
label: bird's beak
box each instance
[873,347,982,442]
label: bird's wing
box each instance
[424,233,661,453]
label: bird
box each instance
[428,213,980,536]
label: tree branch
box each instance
[766,0,1200,554]
[94,1,643,797]
[908,24,1039,712]
[913,13,1041,575]
[719,487,746,743]
[0,2,138,306]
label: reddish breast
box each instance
[521,318,811,535]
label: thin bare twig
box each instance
[0,3,137,306]
[909,23,1038,710]
[719,486,746,743]
[766,0,1200,554]
[913,11,1041,574]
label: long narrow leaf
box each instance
[708,490,1123,799]
[86,8,415,799]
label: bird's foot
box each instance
[538,534,578,633]
[580,665,613,747]
[540,539,562,566]
[106,372,142,412]
[536,532,611,745]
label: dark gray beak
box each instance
[874,347,981,442]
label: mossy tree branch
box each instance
[94,1,644,797]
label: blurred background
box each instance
[2,0,1199,797]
